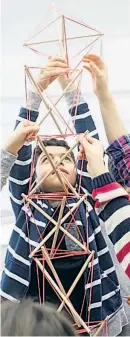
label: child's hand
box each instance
[77,134,108,178]
[57,59,78,92]
[4,121,39,155]
[37,57,68,92]
[83,54,109,99]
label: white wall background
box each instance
[1,0,130,98]
[1,0,130,263]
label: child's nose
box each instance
[54,156,60,164]
[54,156,64,166]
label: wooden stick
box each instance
[60,193,87,225]
[25,197,58,225]
[24,196,87,259]
[30,226,56,258]
[38,69,82,127]
[93,320,106,336]
[41,246,77,321]
[26,65,73,135]
[61,15,70,73]
[60,15,67,58]
[40,96,74,134]
[35,258,90,333]
[25,66,63,134]
[37,136,68,194]
[29,129,88,195]
[58,14,65,56]
[59,170,80,199]
[38,97,73,134]
[57,250,94,312]
[24,15,62,45]
[53,6,65,57]
[40,93,72,134]
[42,246,68,291]
[50,197,66,256]
[29,210,86,259]
[24,33,103,46]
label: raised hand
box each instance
[77,134,108,178]
[4,121,39,155]
[57,59,79,92]
[37,57,68,92]
[83,54,109,99]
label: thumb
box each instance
[24,125,39,135]
[77,134,91,150]
[86,136,98,144]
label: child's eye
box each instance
[42,157,48,163]
[64,156,71,162]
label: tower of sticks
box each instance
[22,7,108,336]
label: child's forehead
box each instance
[41,145,68,157]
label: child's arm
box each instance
[8,118,39,219]
[83,54,130,188]
[106,135,130,189]
[92,173,130,278]
[58,70,99,195]
[66,93,99,194]
[1,119,39,191]
[83,54,127,144]
[78,135,130,278]
[1,149,17,190]
[58,65,99,140]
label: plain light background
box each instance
[1,0,130,265]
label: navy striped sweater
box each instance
[1,102,130,323]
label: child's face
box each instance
[36,146,76,192]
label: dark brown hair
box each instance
[35,138,75,165]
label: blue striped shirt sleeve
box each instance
[9,107,39,219]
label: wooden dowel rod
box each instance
[39,93,72,135]
[57,250,94,312]
[61,193,87,225]
[93,320,106,336]
[41,246,77,321]
[24,196,87,258]
[59,170,79,199]
[38,69,82,127]
[42,246,68,292]
[24,33,103,46]
[28,65,73,135]
[50,197,66,256]
[35,258,90,333]
[29,227,56,258]
[61,15,66,57]
[25,66,63,134]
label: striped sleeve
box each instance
[92,172,130,278]
[65,90,99,195]
[9,107,39,219]
[106,134,130,187]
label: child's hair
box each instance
[1,299,76,336]
[35,138,75,165]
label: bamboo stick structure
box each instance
[22,9,107,335]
